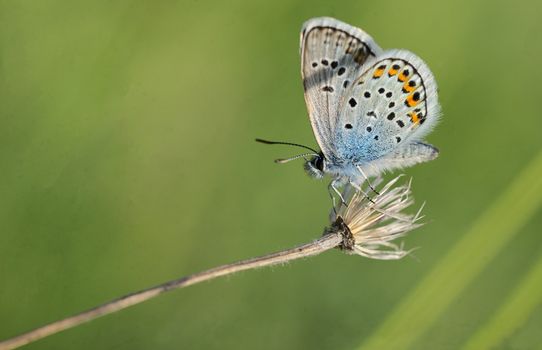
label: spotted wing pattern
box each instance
[334,49,440,166]
[301,17,383,160]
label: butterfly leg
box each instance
[348,179,376,204]
[356,165,380,195]
[328,178,348,212]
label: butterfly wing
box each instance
[362,142,439,177]
[334,49,440,169]
[300,17,383,160]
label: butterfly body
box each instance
[300,17,440,189]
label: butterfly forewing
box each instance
[300,17,382,160]
[334,49,440,163]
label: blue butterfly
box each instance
[259,17,440,203]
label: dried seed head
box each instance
[330,176,424,260]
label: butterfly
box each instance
[258,17,440,203]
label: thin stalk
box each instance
[0,233,343,350]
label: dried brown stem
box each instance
[0,232,343,350]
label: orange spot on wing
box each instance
[409,112,420,123]
[373,67,385,79]
[406,94,420,107]
[398,69,410,82]
[388,67,398,76]
[403,81,416,93]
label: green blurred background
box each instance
[1,0,542,349]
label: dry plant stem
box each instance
[0,233,343,350]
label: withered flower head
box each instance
[329,176,424,260]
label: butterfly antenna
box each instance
[255,138,320,155]
[275,153,316,164]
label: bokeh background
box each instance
[1,1,542,349]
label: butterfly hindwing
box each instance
[363,141,439,177]
[301,17,383,160]
[333,49,440,163]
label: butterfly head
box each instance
[304,152,325,179]
[256,138,327,178]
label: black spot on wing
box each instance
[349,98,357,107]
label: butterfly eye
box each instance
[314,156,324,171]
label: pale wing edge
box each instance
[300,17,383,58]
[375,49,441,141]
[300,17,384,159]
[361,142,439,177]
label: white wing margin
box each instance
[300,17,383,160]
